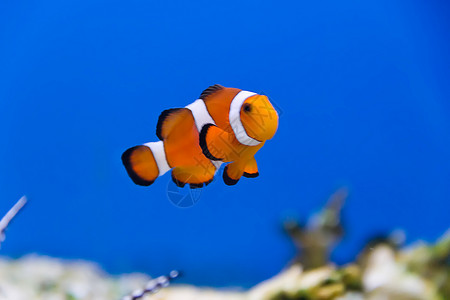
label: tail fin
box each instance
[121,141,171,186]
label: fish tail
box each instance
[121,141,171,186]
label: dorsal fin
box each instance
[199,84,224,100]
[156,108,191,140]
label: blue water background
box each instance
[0,0,449,287]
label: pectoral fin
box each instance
[199,124,238,162]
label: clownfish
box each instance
[121,84,278,188]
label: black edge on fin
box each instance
[190,176,214,188]
[172,170,213,189]
[156,108,183,140]
[189,183,204,189]
[199,124,223,161]
[121,146,155,186]
[171,172,186,188]
[204,177,214,186]
[223,165,239,186]
[199,84,224,100]
[243,172,259,178]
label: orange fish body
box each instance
[122,85,278,188]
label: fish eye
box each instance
[243,103,252,113]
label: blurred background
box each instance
[0,0,449,288]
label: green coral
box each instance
[271,290,311,300]
[405,234,450,300]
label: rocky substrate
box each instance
[0,232,448,300]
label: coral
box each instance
[1,238,447,300]
[283,188,346,270]
[0,193,447,300]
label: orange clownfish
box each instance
[122,84,279,188]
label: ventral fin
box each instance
[243,157,259,178]
[223,164,243,186]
